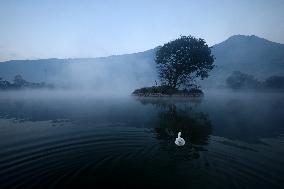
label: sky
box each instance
[0,0,284,61]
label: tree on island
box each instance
[155,35,215,89]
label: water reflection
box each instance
[0,92,283,188]
[206,93,284,143]
[1,92,283,144]
[135,97,212,160]
[0,98,69,123]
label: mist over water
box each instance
[1,0,284,188]
[0,90,283,188]
[57,59,157,93]
[0,49,158,95]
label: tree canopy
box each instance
[155,35,214,89]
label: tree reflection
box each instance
[135,97,212,160]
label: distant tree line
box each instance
[226,71,284,90]
[0,75,53,90]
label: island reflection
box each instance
[135,97,212,160]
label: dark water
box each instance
[0,90,283,189]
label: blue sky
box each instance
[0,0,284,61]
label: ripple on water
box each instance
[0,126,158,189]
[205,136,284,189]
[0,126,284,189]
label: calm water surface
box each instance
[0,90,283,189]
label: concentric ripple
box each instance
[0,125,159,189]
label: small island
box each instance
[132,35,215,97]
[132,85,203,97]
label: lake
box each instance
[0,90,283,189]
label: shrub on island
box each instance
[132,85,203,97]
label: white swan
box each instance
[175,132,185,146]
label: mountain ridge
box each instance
[1,35,283,64]
[0,35,283,90]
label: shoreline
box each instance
[131,92,203,97]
